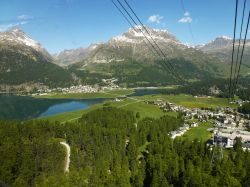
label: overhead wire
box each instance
[114,0,171,64]
[114,0,175,76]
[113,0,185,83]
[112,0,171,70]
[232,10,250,96]
[122,0,184,82]
[111,0,159,58]
[231,0,247,97]
[115,0,176,74]
[229,0,239,100]
[112,0,249,99]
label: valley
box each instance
[1,0,250,185]
[1,88,250,186]
[35,88,239,122]
[1,27,250,92]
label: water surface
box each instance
[0,94,106,120]
[0,88,169,120]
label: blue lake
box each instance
[0,94,106,120]
[0,89,167,120]
[38,99,105,118]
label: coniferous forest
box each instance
[0,107,250,187]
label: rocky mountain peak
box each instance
[209,36,232,45]
[0,27,43,51]
[218,35,233,40]
[11,27,25,35]
[110,26,180,44]
[196,35,233,51]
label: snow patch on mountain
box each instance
[220,35,232,40]
[110,26,181,45]
[0,28,43,51]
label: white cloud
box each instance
[0,15,31,32]
[0,21,28,32]
[184,11,190,17]
[178,12,192,23]
[178,17,192,23]
[20,21,28,25]
[17,14,31,20]
[148,14,163,24]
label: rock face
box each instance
[0,28,75,88]
[0,26,248,88]
[197,36,233,52]
[53,44,100,67]
[54,29,250,68]
[0,28,52,61]
[66,27,240,87]
[197,36,250,65]
[71,26,220,67]
[55,26,194,66]
[110,26,180,44]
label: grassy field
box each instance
[181,122,214,142]
[109,99,168,119]
[37,92,236,123]
[35,89,236,109]
[34,89,134,99]
[138,94,237,108]
[40,97,175,122]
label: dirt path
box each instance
[60,142,70,173]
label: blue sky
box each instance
[0,0,249,53]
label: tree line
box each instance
[0,107,250,186]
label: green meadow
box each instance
[138,94,237,108]
[181,122,214,142]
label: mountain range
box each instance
[0,28,77,91]
[54,29,250,68]
[197,36,250,66]
[66,27,249,86]
[0,27,249,90]
[52,44,100,67]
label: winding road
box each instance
[60,142,70,173]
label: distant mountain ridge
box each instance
[0,28,76,90]
[0,28,53,61]
[53,27,191,67]
[0,27,249,89]
[68,27,240,86]
[110,27,180,44]
[53,29,250,69]
[73,26,210,65]
[53,44,100,67]
[197,36,250,65]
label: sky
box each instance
[0,0,249,53]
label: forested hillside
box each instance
[0,43,76,87]
[0,107,250,186]
[70,28,234,87]
[72,57,228,87]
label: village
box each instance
[30,81,250,151]
[30,78,121,96]
[31,85,99,96]
[145,99,250,150]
